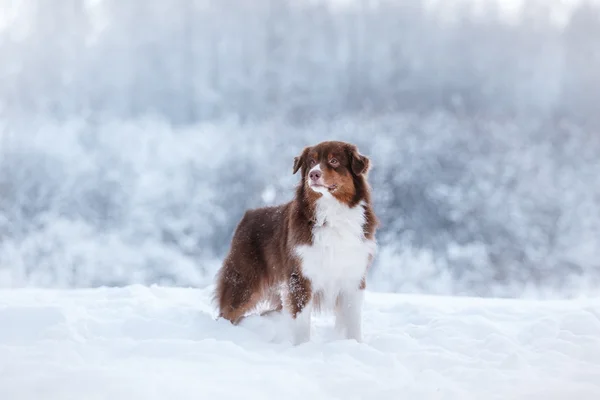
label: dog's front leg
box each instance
[335,288,364,342]
[287,272,313,345]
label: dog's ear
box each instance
[293,147,311,175]
[347,144,370,176]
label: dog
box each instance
[214,141,378,344]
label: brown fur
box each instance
[214,141,378,324]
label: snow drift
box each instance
[1,286,599,399]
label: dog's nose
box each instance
[309,169,322,181]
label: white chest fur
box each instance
[295,195,376,306]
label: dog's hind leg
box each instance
[259,289,283,317]
[215,263,265,325]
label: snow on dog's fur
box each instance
[214,141,378,344]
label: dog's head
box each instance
[293,141,370,205]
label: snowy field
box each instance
[1,286,599,400]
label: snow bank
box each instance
[1,286,599,399]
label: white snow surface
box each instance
[1,286,600,400]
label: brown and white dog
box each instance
[214,141,378,344]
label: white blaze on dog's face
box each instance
[293,141,370,204]
[307,163,328,194]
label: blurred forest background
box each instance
[1,0,599,298]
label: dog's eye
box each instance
[309,159,317,167]
[330,158,339,167]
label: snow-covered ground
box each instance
[1,286,599,400]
